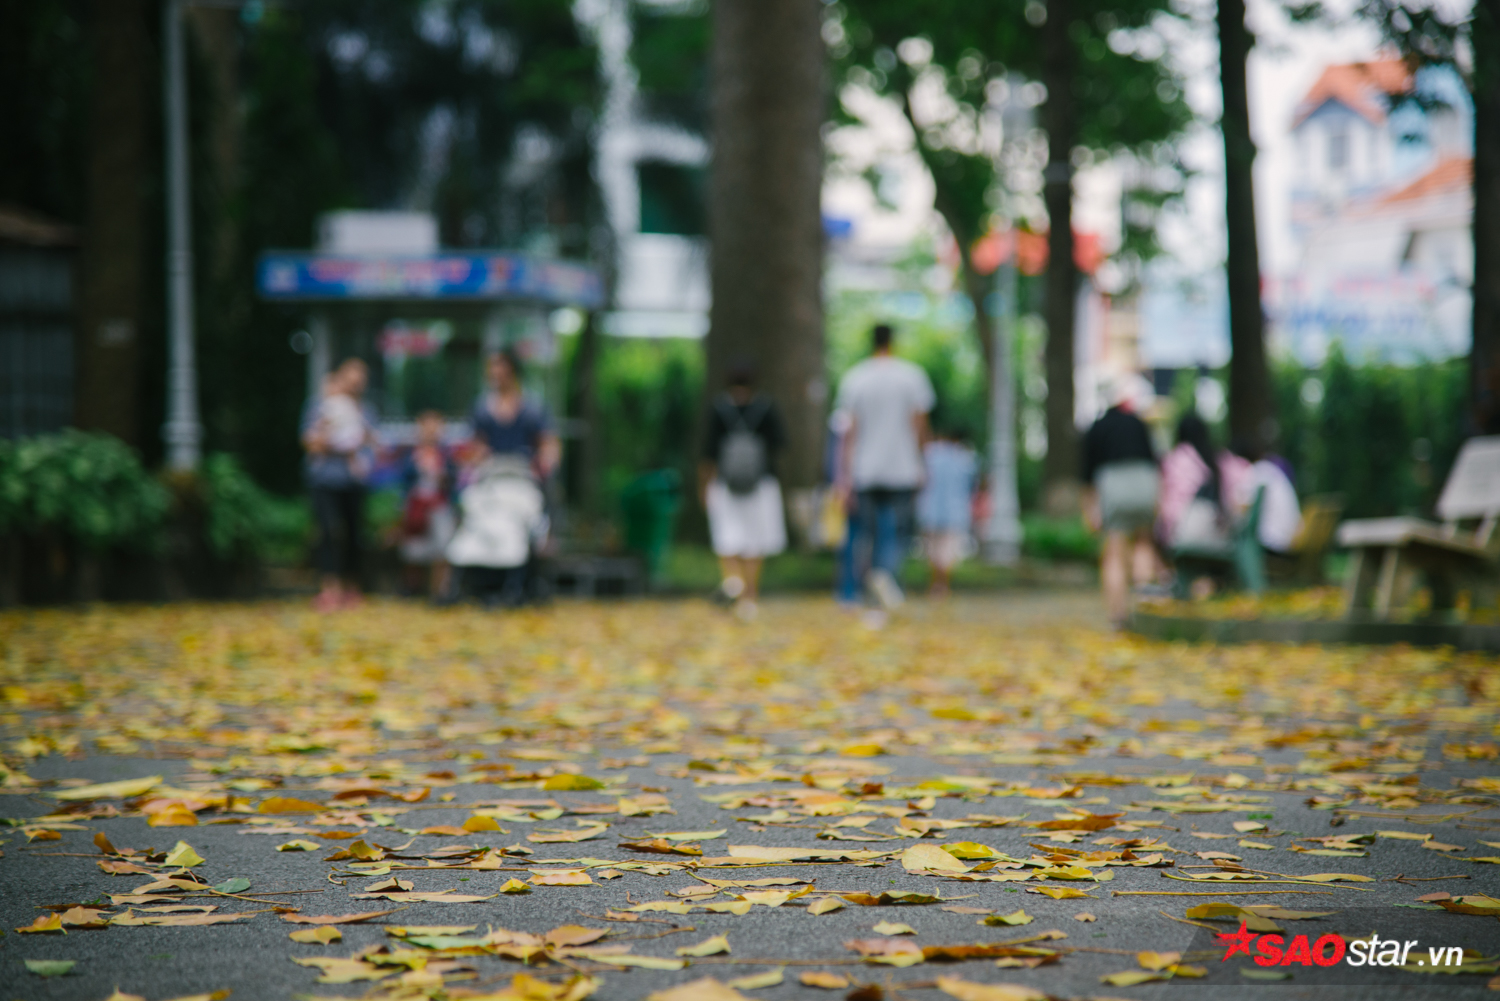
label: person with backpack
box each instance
[699,362,788,620]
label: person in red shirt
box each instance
[398,410,457,600]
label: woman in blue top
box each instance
[471,348,560,478]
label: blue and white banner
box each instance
[256,251,603,308]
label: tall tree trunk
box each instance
[1218,0,1271,449]
[1471,0,1500,433]
[708,0,826,490]
[75,0,149,445]
[190,6,247,453]
[1041,0,1080,513]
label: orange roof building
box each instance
[1291,58,1412,128]
[1271,57,1474,361]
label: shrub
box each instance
[1271,349,1468,519]
[1022,515,1099,562]
[199,453,309,563]
[0,431,169,551]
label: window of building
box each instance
[638,161,706,236]
[1328,127,1349,171]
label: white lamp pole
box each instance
[983,245,1023,565]
[162,0,202,470]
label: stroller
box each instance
[445,455,548,607]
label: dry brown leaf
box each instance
[644,977,750,1001]
[620,838,703,856]
[257,796,325,814]
[677,933,731,957]
[935,976,1048,1001]
[15,913,64,934]
[902,843,970,873]
[281,910,399,925]
[147,804,199,827]
[527,823,608,844]
[844,937,925,967]
[1137,950,1181,971]
[545,925,609,948]
[530,869,593,886]
[800,971,850,989]
[725,967,783,990]
[419,825,470,836]
[110,910,253,926]
[58,906,110,929]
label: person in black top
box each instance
[698,362,788,620]
[1081,375,1160,628]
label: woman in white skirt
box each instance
[699,363,787,620]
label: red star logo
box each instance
[1217,920,1258,960]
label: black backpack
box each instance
[716,395,770,495]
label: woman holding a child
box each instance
[301,357,377,612]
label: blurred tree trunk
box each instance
[75,0,149,445]
[1218,0,1271,449]
[1472,1,1500,431]
[1041,0,1079,514]
[707,0,825,490]
[190,6,250,454]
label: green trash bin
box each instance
[620,468,682,583]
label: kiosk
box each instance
[256,244,602,441]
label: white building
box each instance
[580,0,710,338]
[1270,57,1473,362]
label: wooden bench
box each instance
[1337,436,1500,620]
[1267,493,1344,585]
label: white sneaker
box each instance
[734,598,759,622]
[714,575,745,606]
[866,568,904,611]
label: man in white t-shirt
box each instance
[834,323,935,609]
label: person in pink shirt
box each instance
[1157,413,1252,550]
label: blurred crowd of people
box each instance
[1082,374,1302,628]
[308,320,1295,627]
[300,348,556,612]
[699,322,975,623]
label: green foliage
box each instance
[199,453,309,563]
[588,337,704,508]
[831,0,1193,227]
[1271,348,1469,519]
[1022,515,1099,562]
[367,487,404,542]
[0,431,169,551]
[630,0,711,132]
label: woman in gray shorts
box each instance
[1082,379,1159,628]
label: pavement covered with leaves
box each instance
[2,592,1500,1001]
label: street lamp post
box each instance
[983,244,1023,565]
[162,0,202,471]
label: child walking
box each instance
[917,424,977,597]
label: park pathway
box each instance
[1,593,1498,1000]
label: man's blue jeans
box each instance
[854,488,916,586]
[836,510,860,602]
